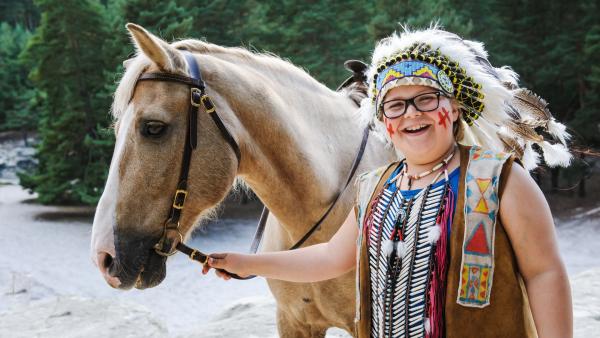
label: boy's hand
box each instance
[202,252,249,280]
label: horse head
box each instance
[91,24,243,289]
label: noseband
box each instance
[135,51,369,280]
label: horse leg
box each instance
[276,306,327,338]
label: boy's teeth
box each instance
[406,124,427,131]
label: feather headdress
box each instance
[358,26,571,169]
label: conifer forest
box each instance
[1,0,598,205]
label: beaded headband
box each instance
[375,60,454,106]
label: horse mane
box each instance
[111,38,365,120]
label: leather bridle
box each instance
[133,51,369,280]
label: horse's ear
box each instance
[126,23,184,71]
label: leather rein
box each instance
[137,52,369,280]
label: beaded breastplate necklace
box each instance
[365,148,456,338]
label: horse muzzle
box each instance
[97,232,167,290]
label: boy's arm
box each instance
[206,208,359,282]
[499,162,573,338]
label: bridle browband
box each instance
[135,51,369,280]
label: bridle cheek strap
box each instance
[136,52,242,275]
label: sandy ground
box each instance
[0,183,598,337]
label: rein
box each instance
[137,51,369,280]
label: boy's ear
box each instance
[450,100,461,122]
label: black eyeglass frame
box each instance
[380,91,449,119]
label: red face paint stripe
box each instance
[437,108,451,129]
[387,122,395,136]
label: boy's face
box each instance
[382,85,459,164]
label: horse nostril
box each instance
[98,251,117,275]
[103,252,113,269]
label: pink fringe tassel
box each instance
[427,186,454,338]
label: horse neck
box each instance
[207,61,367,234]
[241,92,363,234]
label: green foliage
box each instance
[369,0,471,41]
[239,1,373,87]
[572,23,600,144]
[2,0,599,204]
[0,0,39,30]
[106,0,193,66]
[18,0,114,204]
[0,23,35,131]
[186,0,252,47]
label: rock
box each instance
[0,296,168,338]
[572,268,600,338]
[176,296,352,338]
[0,137,37,183]
[16,159,36,171]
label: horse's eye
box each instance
[142,121,168,138]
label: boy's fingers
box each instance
[215,269,229,280]
[208,253,228,268]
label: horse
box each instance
[90,23,396,337]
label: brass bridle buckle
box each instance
[172,189,188,209]
[153,220,184,257]
[190,87,202,107]
[201,95,216,113]
[189,249,208,265]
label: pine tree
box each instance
[368,0,471,41]
[0,0,39,30]
[185,0,252,47]
[106,0,193,69]
[572,12,600,146]
[0,23,35,132]
[19,0,114,204]
[241,1,373,88]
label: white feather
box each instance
[540,141,572,167]
[395,240,408,259]
[382,238,394,258]
[424,317,431,334]
[547,119,571,145]
[522,143,540,171]
[473,117,505,152]
[427,225,442,244]
[458,119,478,146]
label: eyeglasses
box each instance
[381,91,448,119]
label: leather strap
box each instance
[289,125,369,250]
[138,72,204,88]
[138,52,241,260]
